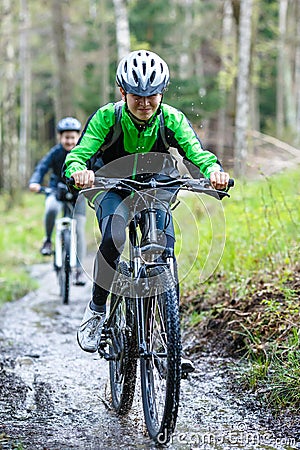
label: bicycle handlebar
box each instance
[38,186,52,195]
[66,176,234,200]
[38,184,76,202]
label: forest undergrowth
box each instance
[178,167,300,411]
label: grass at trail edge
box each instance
[178,168,300,411]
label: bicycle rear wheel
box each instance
[140,266,181,444]
[58,229,71,305]
[109,261,137,415]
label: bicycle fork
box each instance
[132,246,175,360]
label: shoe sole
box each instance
[181,363,195,374]
[76,333,98,353]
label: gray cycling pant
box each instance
[44,193,86,268]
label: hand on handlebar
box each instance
[71,169,95,189]
[29,183,42,193]
[209,171,230,190]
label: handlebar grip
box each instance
[228,178,235,188]
[65,177,75,186]
[38,186,52,195]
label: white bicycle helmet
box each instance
[57,117,81,133]
[116,50,170,96]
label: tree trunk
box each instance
[295,0,300,142]
[179,0,194,80]
[99,0,110,104]
[2,0,19,200]
[276,0,288,137]
[249,0,260,136]
[217,0,234,162]
[51,0,73,120]
[234,0,253,177]
[113,0,130,61]
[19,0,31,185]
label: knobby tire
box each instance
[140,266,181,444]
[109,261,137,415]
[58,229,71,305]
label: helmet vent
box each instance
[150,71,156,83]
[142,62,146,76]
[132,70,139,84]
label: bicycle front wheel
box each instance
[58,229,71,305]
[109,261,137,415]
[140,266,181,444]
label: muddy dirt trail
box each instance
[0,261,299,450]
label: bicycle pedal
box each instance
[98,349,111,360]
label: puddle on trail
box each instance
[0,262,299,450]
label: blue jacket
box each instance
[29,143,68,189]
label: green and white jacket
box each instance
[64,101,221,180]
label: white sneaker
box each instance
[77,303,105,353]
[181,357,195,374]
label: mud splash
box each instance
[0,262,299,449]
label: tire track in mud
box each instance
[0,262,299,450]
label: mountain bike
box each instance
[77,174,233,444]
[40,184,77,304]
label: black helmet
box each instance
[116,50,170,96]
[56,117,81,133]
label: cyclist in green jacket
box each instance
[64,50,229,358]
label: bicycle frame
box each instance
[98,184,176,355]
[54,216,77,269]
[54,197,76,268]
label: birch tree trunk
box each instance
[99,0,110,104]
[249,0,260,136]
[19,0,31,184]
[113,0,130,61]
[2,0,19,199]
[295,0,300,142]
[51,0,72,119]
[179,0,194,80]
[276,0,288,137]
[285,0,297,132]
[217,0,234,161]
[234,0,253,177]
[0,3,3,188]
